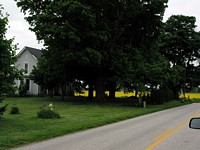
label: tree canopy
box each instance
[0,6,19,96]
[16,0,169,101]
[160,15,200,97]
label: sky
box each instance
[1,0,200,52]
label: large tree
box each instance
[120,0,169,96]
[16,0,168,101]
[30,51,58,97]
[0,6,19,96]
[160,15,200,97]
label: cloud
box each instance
[1,0,43,52]
[7,20,42,49]
[164,0,200,30]
[1,0,200,53]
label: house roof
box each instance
[18,46,42,59]
[26,46,42,59]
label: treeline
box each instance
[13,0,200,102]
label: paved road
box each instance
[12,103,200,150]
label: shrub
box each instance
[150,88,174,105]
[37,103,60,119]
[10,105,20,114]
[18,82,27,97]
[0,104,8,118]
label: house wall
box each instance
[30,80,39,95]
[15,49,37,75]
[15,49,40,95]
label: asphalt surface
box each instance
[12,103,200,150]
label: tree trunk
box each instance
[109,89,115,99]
[49,89,53,98]
[135,90,138,97]
[88,81,94,100]
[109,81,116,99]
[95,75,105,102]
[61,85,65,101]
[172,87,179,99]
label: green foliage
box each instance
[30,55,58,92]
[16,0,169,101]
[160,15,200,96]
[10,105,20,114]
[37,103,60,119]
[161,15,200,66]
[149,88,174,104]
[0,104,8,117]
[0,7,21,97]
[18,80,27,97]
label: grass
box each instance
[0,96,193,150]
[190,98,200,103]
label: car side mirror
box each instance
[189,117,200,129]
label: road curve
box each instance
[11,103,200,150]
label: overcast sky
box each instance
[1,0,200,52]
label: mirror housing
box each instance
[189,117,200,129]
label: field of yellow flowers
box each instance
[75,91,200,99]
[179,93,200,99]
[75,91,136,97]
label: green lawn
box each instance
[0,97,192,150]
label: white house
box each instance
[15,46,42,95]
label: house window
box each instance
[24,63,28,74]
[25,79,30,91]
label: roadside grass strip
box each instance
[0,97,194,150]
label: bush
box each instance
[0,104,8,118]
[18,82,27,97]
[37,103,60,119]
[149,88,174,105]
[10,105,20,114]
